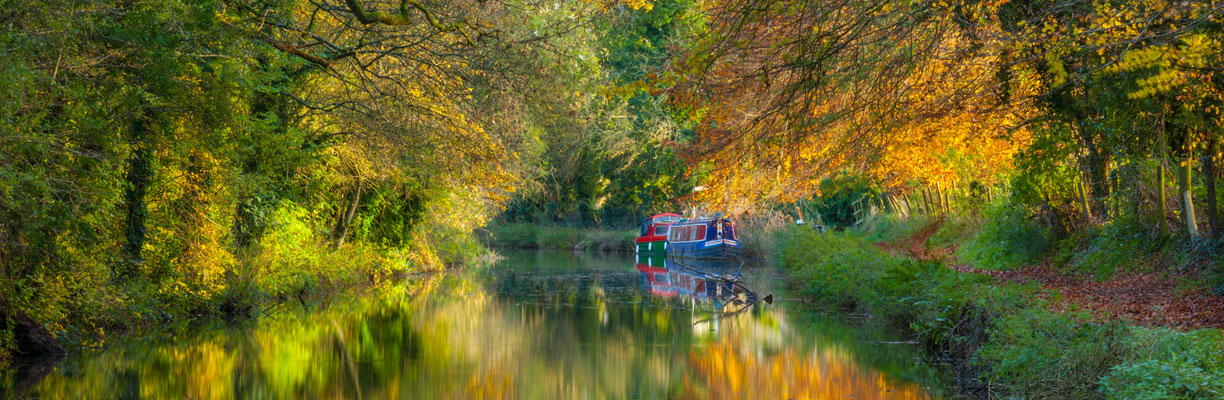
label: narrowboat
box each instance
[665,216,742,260]
[636,213,683,254]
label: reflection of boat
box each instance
[634,254,739,301]
[665,216,742,260]
[636,213,683,254]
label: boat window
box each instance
[653,215,682,224]
[695,226,706,240]
[655,225,669,235]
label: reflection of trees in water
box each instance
[25,268,935,399]
[681,333,931,400]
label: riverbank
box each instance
[775,221,1224,399]
[484,223,638,252]
[0,227,494,372]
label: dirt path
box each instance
[888,219,1224,330]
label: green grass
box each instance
[851,213,933,243]
[775,226,1224,399]
[487,223,636,252]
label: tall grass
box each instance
[486,223,636,252]
[737,211,791,260]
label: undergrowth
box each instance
[776,225,1224,399]
[956,204,1051,270]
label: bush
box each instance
[219,201,419,317]
[1099,328,1224,400]
[1061,215,1173,278]
[981,313,1132,399]
[958,204,1051,270]
[776,226,901,309]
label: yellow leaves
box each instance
[621,0,654,11]
[591,0,653,12]
[1110,33,1221,101]
[1045,52,1068,88]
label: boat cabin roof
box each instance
[649,213,683,224]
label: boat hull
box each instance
[635,239,667,254]
[666,238,742,260]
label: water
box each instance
[11,251,946,399]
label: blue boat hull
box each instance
[666,238,742,260]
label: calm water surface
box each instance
[15,251,946,399]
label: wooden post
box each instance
[1160,160,1169,231]
[1179,156,1198,237]
[921,189,932,215]
[933,183,942,215]
[1110,171,1119,219]
[939,184,950,214]
[1204,135,1219,240]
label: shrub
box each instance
[958,204,1051,270]
[1099,328,1224,400]
[1062,215,1173,278]
[776,226,897,308]
[981,312,1132,399]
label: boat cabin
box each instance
[665,217,741,259]
[636,213,683,253]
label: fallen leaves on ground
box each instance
[884,218,1224,331]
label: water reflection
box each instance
[14,251,944,399]
[634,255,739,301]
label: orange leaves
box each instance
[673,2,1031,210]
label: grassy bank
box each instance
[776,223,1224,399]
[485,223,637,252]
[0,205,495,369]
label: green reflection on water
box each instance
[17,251,946,399]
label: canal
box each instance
[17,250,947,399]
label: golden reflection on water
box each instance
[21,252,939,399]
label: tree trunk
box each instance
[1076,119,1110,215]
[1180,155,1198,237]
[120,116,153,279]
[1078,176,1093,224]
[1205,135,1220,241]
[333,184,363,248]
